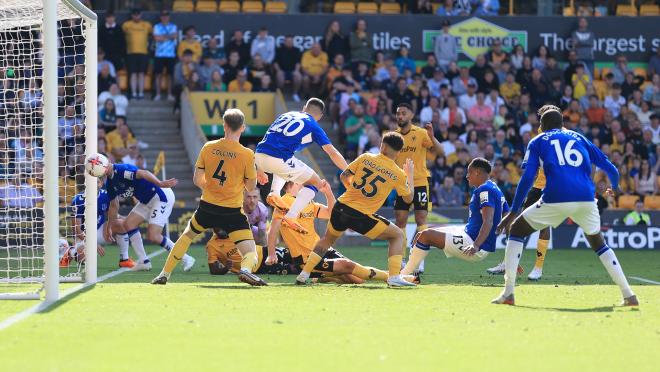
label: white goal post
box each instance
[0,0,97,301]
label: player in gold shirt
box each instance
[205,230,292,276]
[151,109,267,286]
[392,103,443,264]
[295,132,416,287]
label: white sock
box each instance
[116,233,129,260]
[297,271,310,280]
[285,185,316,219]
[128,229,148,263]
[270,174,286,196]
[596,245,634,298]
[503,236,524,296]
[402,244,431,275]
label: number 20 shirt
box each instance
[256,111,331,160]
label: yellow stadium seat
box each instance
[600,67,612,79]
[633,67,647,79]
[640,4,660,16]
[195,1,218,12]
[265,1,287,13]
[380,2,401,14]
[644,195,660,210]
[219,1,240,12]
[616,5,637,16]
[357,2,378,13]
[563,7,575,16]
[334,2,356,14]
[172,0,194,12]
[618,195,639,209]
[118,69,128,91]
[242,1,264,12]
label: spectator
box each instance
[436,177,464,207]
[571,17,595,77]
[485,40,506,70]
[177,25,202,63]
[441,96,466,128]
[420,96,441,124]
[198,54,223,86]
[436,0,459,15]
[585,95,606,125]
[97,48,116,78]
[349,18,373,66]
[510,44,525,71]
[250,27,276,64]
[452,67,478,96]
[301,43,329,98]
[571,63,591,99]
[173,49,199,109]
[99,98,117,130]
[637,101,654,128]
[98,12,126,70]
[389,78,416,114]
[247,54,272,89]
[452,167,469,200]
[499,72,520,102]
[634,159,656,195]
[97,63,116,95]
[612,55,631,85]
[434,20,457,72]
[621,72,640,100]
[204,70,225,92]
[227,69,253,93]
[527,69,549,107]
[254,75,275,93]
[542,56,563,84]
[643,74,660,110]
[223,51,241,85]
[204,37,226,67]
[344,104,375,156]
[186,71,204,92]
[649,48,660,77]
[58,105,83,144]
[459,82,478,112]
[394,47,416,75]
[105,117,136,160]
[226,30,251,68]
[275,35,302,102]
[479,70,499,95]
[531,45,550,71]
[420,54,439,79]
[98,83,128,116]
[604,83,626,118]
[469,92,495,132]
[153,10,178,101]
[354,62,372,91]
[0,177,43,208]
[427,69,450,98]
[485,88,505,114]
[476,0,500,15]
[469,54,491,89]
[563,100,582,126]
[492,129,513,159]
[121,143,146,168]
[515,56,534,87]
[624,200,651,226]
[122,9,152,99]
[322,20,350,63]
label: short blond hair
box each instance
[223,109,245,131]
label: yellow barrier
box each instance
[189,92,276,137]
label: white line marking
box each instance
[0,249,166,331]
[630,276,660,285]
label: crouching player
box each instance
[206,229,293,275]
[269,181,400,284]
[295,132,416,287]
[402,158,507,274]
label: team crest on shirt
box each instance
[412,135,416,142]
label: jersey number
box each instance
[212,160,227,186]
[268,113,306,137]
[550,139,583,167]
[417,191,427,203]
[353,168,386,198]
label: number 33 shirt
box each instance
[339,153,410,215]
[195,138,257,208]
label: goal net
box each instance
[0,0,97,300]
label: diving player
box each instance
[255,97,348,234]
[295,132,416,287]
[402,158,508,274]
[151,108,267,286]
[493,105,637,306]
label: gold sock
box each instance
[351,264,371,280]
[401,229,408,259]
[534,239,549,269]
[401,247,430,275]
[302,251,323,274]
[388,254,403,277]
[240,251,258,272]
[364,266,388,281]
[163,235,192,275]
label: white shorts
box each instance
[76,223,109,249]
[130,188,175,227]
[521,200,600,235]
[255,153,315,184]
[437,225,489,262]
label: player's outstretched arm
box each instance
[193,168,206,190]
[425,122,444,156]
[73,217,85,242]
[136,169,178,188]
[317,180,336,219]
[322,144,349,171]
[402,159,415,204]
[339,169,354,189]
[244,177,257,192]
[105,198,120,243]
[265,217,283,265]
[465,206,494,256]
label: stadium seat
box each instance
[172,0,194,11]
[563,7,575,16]
[633,67,647,79]
[219,1,240,12]
[242,1,264,13]
[357,2,378,13]
[600,67,611,79]
[334,2,356,14]
[618,195,639,209]
[380,3,401,14]
[195,1,218,12]
[118,69,128,91]
[643,195,660,210]
[640,4,660,16]
[616,5,637,16]
[265,1,287,13]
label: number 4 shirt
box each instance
[195,138,256,208]
[338,153,410,215]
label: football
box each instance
[84,153,109,177]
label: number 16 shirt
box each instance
[195,138,256,208]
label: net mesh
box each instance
[0,1,90,296]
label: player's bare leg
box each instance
[327,258,393,284]
[584,233,637,306]
[296,231,337,284]
[394,209,410,262]
[151,224,199,284]
[377,224,416,287]
[413,209,429,271]
[492,216,536,305]
[235,240,267,286]
[528,227,550,280]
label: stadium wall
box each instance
[111,13,660,63]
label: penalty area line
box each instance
[0,249,166,332]
[629,276,660,285]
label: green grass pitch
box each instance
[1,245,659,371]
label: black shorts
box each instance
[292,248,345,274]
[523,187,543,210]
[394,183,431,211]
[153,57,176,75]
[190,201,253,243]
[126,53,149,74]
[328,201,391,239]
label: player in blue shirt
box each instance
[99,159,195,272]
[255,98,348,248]
[402,158,508,275]
[494,105,637,306]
